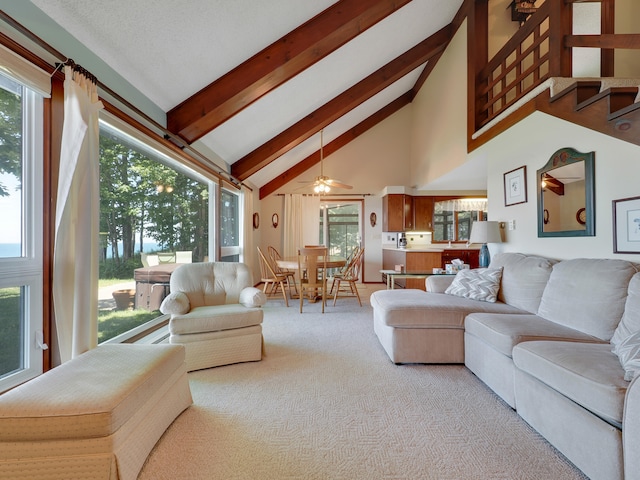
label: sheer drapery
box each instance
[52,65,104,364]
[283,194,320,257]
[435,198,487,213]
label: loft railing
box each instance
[471,0,639,137]
[475,0,557,131]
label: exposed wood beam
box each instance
[565,33,640,49]
[232,24,452,181]
[411,49,444,98]
[167,0,412,143]
[259,91,413,199]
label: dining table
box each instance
[276,255,346,302]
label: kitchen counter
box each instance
[383,246,480,252]
[382,247,480,290]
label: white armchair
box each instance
[160,262,267,371]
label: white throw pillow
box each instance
[615,330,640,381]
[159,291,190,315]
[444,267,503,303]
[239,287,267,308]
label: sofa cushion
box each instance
[370,289,525,329]
[513,341,627,428]
[611,272,640,350]
[537,258,639,340]
[169,304,263,335]
[445,268,503,303]
[0,344,186,441]
[490,253,557,313]
[614,330,640,381]
[465,313,604,357]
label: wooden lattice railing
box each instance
[475,1,554,130]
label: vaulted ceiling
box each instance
[29,0,466,195]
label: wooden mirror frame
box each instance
[537,147,595,238]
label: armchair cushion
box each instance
[159,291,190,315]
[169,305,263,335]
[239,287,268,308]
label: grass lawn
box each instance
[0,287,21,377]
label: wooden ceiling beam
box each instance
[232,24,452,181]
[166,0,412,143]
[259,91,413,199]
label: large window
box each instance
[98,119,213,343]
[220,188,240,262]
[0,73,44,392]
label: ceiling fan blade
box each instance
[325,178,353,189]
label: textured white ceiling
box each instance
[31,0,466,188]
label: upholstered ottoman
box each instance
[0,344,192,480]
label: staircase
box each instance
[540,79,640,148]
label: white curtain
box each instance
[52,65,104,364]
[283,194,320,256]
[242,185,255,272]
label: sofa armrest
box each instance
[239,287,267,308]
[159,291,190,315]
[624,374,640,478]
[427,275,456,293]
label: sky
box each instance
[0,172,21,244]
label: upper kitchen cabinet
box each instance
[382,194,413,232]
[413,196,434,231]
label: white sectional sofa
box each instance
[370,253,640,480]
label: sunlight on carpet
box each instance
[139,286,587,480]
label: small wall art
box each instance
[613,196,640,254]
[504,165,527,206]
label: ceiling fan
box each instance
[299,130,352,193]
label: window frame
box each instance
[0,83,44,392]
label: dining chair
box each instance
[297,246,328,313]
[267,245,298,299]
[331,247,364,307]
[329,246,361,295]
[257,247,289,306]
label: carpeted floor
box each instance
[139,286,588,480]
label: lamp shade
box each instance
[469,221,502,244]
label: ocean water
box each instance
[0,242,162,258]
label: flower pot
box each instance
[112,289,136,310]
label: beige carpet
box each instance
[139,286,587,480]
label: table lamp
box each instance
[469,221,502,268]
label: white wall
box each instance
[410,20,468,189]
[473,111,640,262]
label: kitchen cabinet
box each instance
[382,249,441,290]
[382,194,413,232]
[440,249,480,269]
[413,196,434,231]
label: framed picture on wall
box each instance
[613,196,640,254]
[503,165,527,206]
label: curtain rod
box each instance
[0,11,246,190]
[276,193,371,197]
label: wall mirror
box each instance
[537,147,595,237]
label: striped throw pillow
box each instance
[444,268,503,303]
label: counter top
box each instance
[383,246,480,252]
